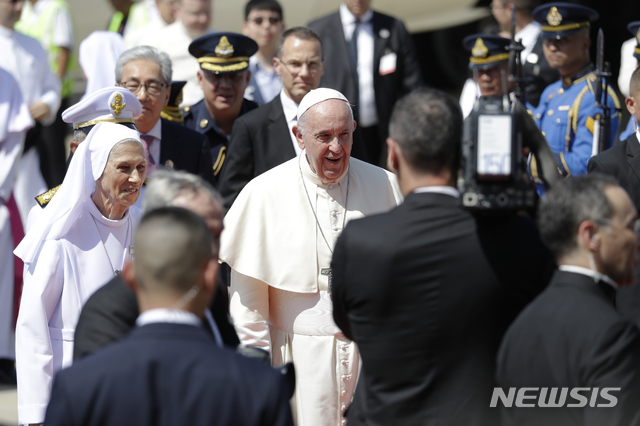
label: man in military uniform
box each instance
[463,34,514,99]
[184,32,259,185]
[532,3,620,177]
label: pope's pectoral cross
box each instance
[321,267,333,294]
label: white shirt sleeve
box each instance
[15,240,64,425]
[229,268,272,353]
[34,43,62,125]
[52,8,74,49]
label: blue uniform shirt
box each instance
[183,98,259,186]
[534,66,620,176]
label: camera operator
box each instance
[331,88,555,425]
[460,33,561,211]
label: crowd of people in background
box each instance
[3,0,640,425]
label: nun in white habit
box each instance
[14,122,146,425]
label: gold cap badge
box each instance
[636,28,640,44]
[215,36,234,58]
[471,38,489,58]
[547,7,562,27]
[110,93,126,116]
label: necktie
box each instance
[140,134,157,175]
[348,19,360,85]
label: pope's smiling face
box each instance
[294,99,355,183]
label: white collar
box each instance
[413,186,460,198]
[340,2,374,25]
[280,89,299,124]
[144,118,162,141]
[558,265,618,288]
[136,308,202,327]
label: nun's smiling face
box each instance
[94,141,146,219]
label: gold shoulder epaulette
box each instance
[35,185,61,208]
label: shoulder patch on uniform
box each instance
[35,185,61,208]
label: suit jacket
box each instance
[588,133,640,212]
[331,192,554,426]
[47,323,293,426]
[218,95,371,210]
[218,96,295,210]
[73,275,240,360]
[159,118,215,187]
[497,271,640,426]
[588,134,640,328]
[308,10,423,146]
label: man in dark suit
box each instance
[589,68,640,211]
[46,207,294,426]
[74,169,239,360]
[308,0,423,166]
[116,46,215,186]
[217,27,323,209]
[588,67,640,326]
[331,88,553,425]
[497,174,640,426]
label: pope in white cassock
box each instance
[220,88,403,426]
[14,122,146,425]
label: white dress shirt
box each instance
[280,90,301,155]
[340,3,378,127]
[0,26,61,125]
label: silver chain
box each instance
[90,213,132,276]
[299,156,350,255]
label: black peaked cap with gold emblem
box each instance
[189,32,258,74]
[463,34,510,70]
[627,21,640,60]
[532,3,598,40]
[161,80,187,123]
